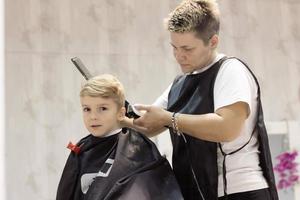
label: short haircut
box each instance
[80,74,125,109]
[165,0,220,44]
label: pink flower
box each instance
[278,179,290,189]
[274,150,299,190]
[288,175,299,183]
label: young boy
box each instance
[56,74,183,200]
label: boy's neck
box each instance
[102,128,122,138]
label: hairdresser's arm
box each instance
[133,102,248,142]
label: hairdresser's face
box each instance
[81,96,125,137]
[170,31,217,74]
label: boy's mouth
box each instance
[91,125,102,128]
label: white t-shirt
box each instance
[153,54,268,197]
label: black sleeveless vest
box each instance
[167,57,278,200]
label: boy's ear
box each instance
[117,107,126,121]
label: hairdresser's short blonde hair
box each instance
[165,0,220,44]
[80,74,125,109]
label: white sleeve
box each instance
[152,84,172,109]
[213,58,257,115]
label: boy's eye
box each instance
[98,107,107,111]
[83,107,90,112]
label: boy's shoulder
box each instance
[116,129,160,161]
[77,134,92,145]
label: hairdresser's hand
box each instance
[120,116,148,132]
[133,105,172,136]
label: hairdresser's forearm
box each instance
[174,102,248,142]
[176,113,236,142]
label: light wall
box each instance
[218,0,300,121]
[1,0,5,199]
[5,0,300,199]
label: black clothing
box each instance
[218,188,271,200]
[167,57,278,200]
[56,130,183,200]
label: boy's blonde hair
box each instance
[80,74,125,109]
[165,0,220,44]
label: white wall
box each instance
[0,0,5,199]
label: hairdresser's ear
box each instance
[118,107,126,121]
[210,34,219,49]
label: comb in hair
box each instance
[71,57,93,80]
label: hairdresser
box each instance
[122,0,278,200]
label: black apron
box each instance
[56,129,184,200]
[167,57,278,200]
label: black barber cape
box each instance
[167,57,278,200]
[56,129,183,200]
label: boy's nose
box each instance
[90,112,98,120]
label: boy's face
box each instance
[80,96,125,137]
[170,31,218,74]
